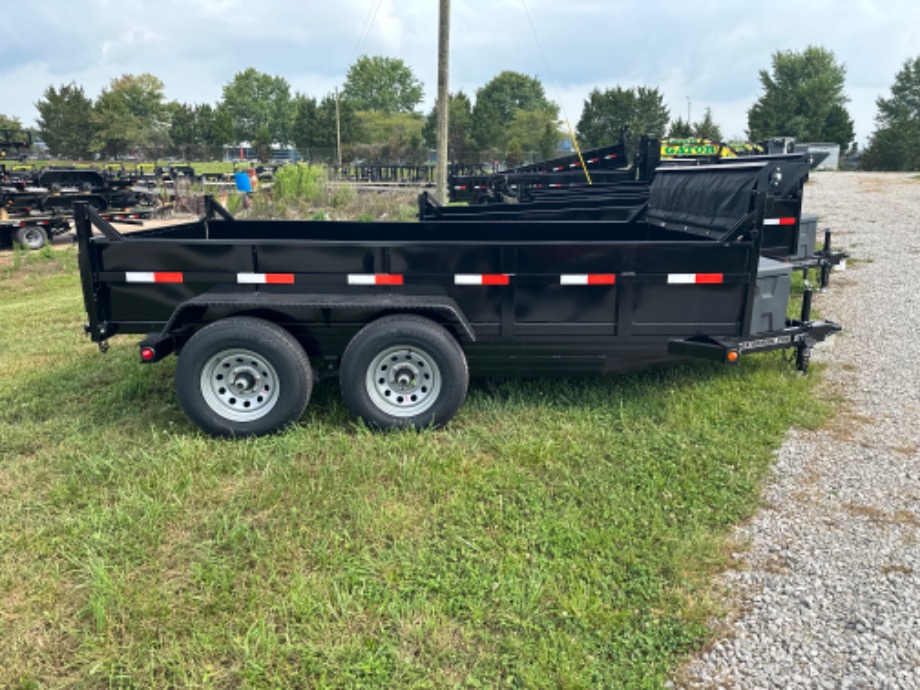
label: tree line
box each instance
[1,47,917,169]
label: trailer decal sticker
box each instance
[125,271,184,283]
[739,335,792,351]
[348,274,404,286]
[560,274,616,285]
[667,273,724,285]
[455,274,511,286]
[237,273,295,285]
[763,217,796,226]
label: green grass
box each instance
[0,250,831,689]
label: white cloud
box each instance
[1,0,916,146]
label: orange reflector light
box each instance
[726,350,740,364]
[141,347,155,361]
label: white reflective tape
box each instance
[454,274,481,285]
[560,275,590,285]
[348,274,377,285]
[126,272,155,283]
[238,273,266,284]
[667,274,695,284]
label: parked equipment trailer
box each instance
[76,160,840,438]
[0,214,71,249]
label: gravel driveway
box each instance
[679,172,920,689]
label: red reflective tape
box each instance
[763,217,796,226]
[155,272,184,283]
[348,274,404,285]
[265,273,295,284]
[588,274,616,285]
[375,274,403,285]
[455,274,510,285]
[560,274,616,285]
[695,273,723,284]
[482,274,509,285]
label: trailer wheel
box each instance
[339,315,468,430]
[14,226,48,250]
[175,317,312,437]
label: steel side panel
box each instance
[91,230,756,365]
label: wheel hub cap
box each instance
[366,346,441,417]
[200,349,280,422]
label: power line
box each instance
[519,0,591,183]
[346,0,385,72]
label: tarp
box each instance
[646,164,766,240]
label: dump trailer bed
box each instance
[76,161,840,437]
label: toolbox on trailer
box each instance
[75,159,840,438]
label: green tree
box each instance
[692,107,723,141]
[312,93,359,161]
[861,56,920,171]
[747,46,854,149]
[167,102,197,159]
[206,105,235,158]
[291,94,319,156]
[423,92,474,163]
[0,114,21,131]
[342,55,424,114]
[668,116,693,138]
[471,71,558,153]
[0,114,28,161]
[35,83,95,158]
[221,68,294,156]
[506,109,561,160]
[576,86,669,153]
[92,74,167,158]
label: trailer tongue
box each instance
[75,159,840,437]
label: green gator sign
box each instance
[661,144,720,157]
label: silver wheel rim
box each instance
[365,345,441,418]
[200,348,280,422]
[22,228,44,249]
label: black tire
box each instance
[339,315,468,430]
[14,225,48,250]
[175,317,312,437]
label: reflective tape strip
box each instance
[348,274,404,285]
[560,274,616,285]
[455,274,510,286]
[763,217,796,226]
[587,158,600,163]
[668,273,724,284]
[126,271,183,283]
[237,273,295,284]
[604,154,618,159]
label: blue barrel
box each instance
[234,171,252,192]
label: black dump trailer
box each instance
[76,160,840,438]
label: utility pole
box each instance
[687,97,692,125]
[436,0,450,203]
[335,87,343,169]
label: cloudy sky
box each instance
[1,0,917,146]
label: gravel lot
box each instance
[679,172,920,689]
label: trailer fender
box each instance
[157,290,475,341]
